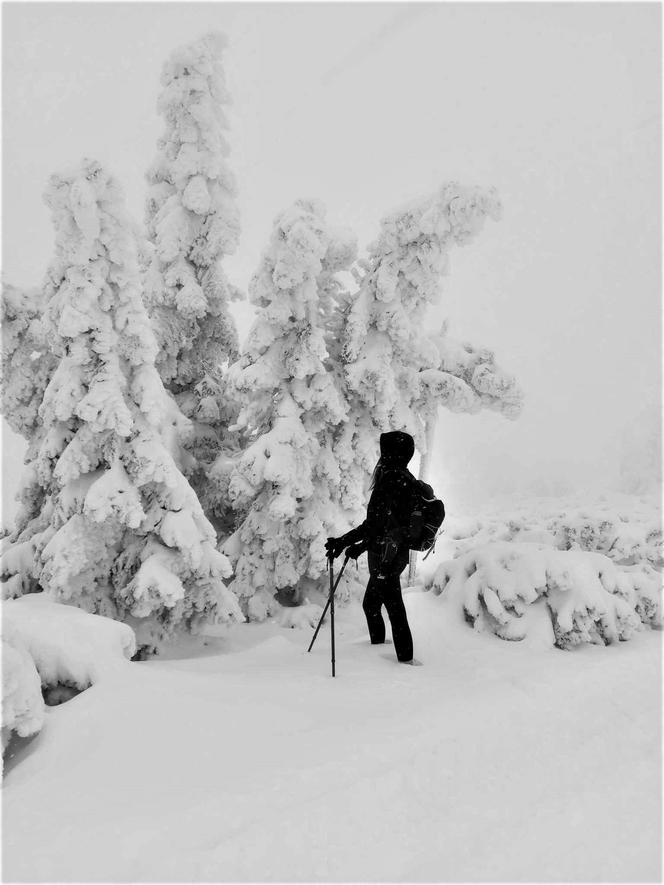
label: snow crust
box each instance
[2,589,660,882]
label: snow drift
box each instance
[2,595,136,754]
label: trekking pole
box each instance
[330,555,336,677]
[307,554,350,665]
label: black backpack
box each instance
[407,480,445,552]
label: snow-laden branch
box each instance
[343,181,502,375]
[1,284,57,439]
[416,327,524,420]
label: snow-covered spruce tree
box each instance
[1,283,57,440]
[222,199,357,619]
[144,31,241,474]
[336,182,520,528]
[0,160,242,652]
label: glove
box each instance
[346,542,366,561]
[325,537,346,560]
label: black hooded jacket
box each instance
[342,431,420,575]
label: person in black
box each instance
[326,431,420,665]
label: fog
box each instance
[2,2,661,521]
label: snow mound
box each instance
[2,595,136,691]
[278,601,324,630]
[428,542,661,649]
[2,628,44,753]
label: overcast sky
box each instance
[2,1,661,518]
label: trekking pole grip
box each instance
[307,554,349,655]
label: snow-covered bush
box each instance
[443,512,557,559]
[428,541,661,649]
[2,596,137,755]
[546,509,663,569]
[1,159,242,652]
[4,594,137,689]
[1,283,56,439]
[445,499,662,571]
[222,199,358,618]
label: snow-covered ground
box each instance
[3,583,661,882]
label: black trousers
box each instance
[362,570,413,662]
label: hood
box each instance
[379,431,415,466]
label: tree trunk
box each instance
[407,414,437,586]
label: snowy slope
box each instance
[3,588,661,882]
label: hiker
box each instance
[326,431,422,665]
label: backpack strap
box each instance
[380,468,417,538]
